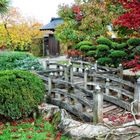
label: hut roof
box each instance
[40,17,64,31]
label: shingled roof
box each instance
[40,17,64,31]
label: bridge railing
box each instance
[37,59,140,123]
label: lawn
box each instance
[0,117,70,140]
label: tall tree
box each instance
[55,0,124,46]
[0,0,10,14]
[114,0,140,36]
[0,7,43,50]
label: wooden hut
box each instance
[40,17,63,56]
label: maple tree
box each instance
[0,7,44,51]
[114,0,140,35]
[55,0,124,46]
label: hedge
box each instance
[0,70,45,120]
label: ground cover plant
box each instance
[0,51,43,71]
[0,117,70,140]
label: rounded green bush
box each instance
[109,50,127,58]
[97,45,109,51]
[80,45,92,51]
[112,42,127,50]
[127,38,140,46]
[0,51,43,71]
[85,50,96,57]
[97,57,112,66]
[0,70,45,120]
[75,41,92,50]
[96,37,112,47]
[88,45,97,50]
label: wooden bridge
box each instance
[36,60,140,123]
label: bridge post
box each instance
[68,64,74,94]
[44,59,49,70]
[134,78,140,115]
[105,78,110,95]
[48,72,53,95]
[94,61,98,72]
[56,65,60,76]
[84,68,88,89]
[118,64,123,99]
[93,85,103,124]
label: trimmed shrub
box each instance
[112,42,127,50]
[97,45,109,51]
[88,45,97,50]
[80,45,92,51]
[0,51,43,70]
[0,70,45,120]
[117,43,128,49]
[127,38,140,46]
[75,41,92,50]
[96,37,112,47]
[97,57,112,66]
[111,42,119,49]
[109,50,127,58]
[85,50,96,57]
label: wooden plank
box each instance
[103,105,118,113]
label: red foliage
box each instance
[123,55,140,72]
[27,135,33,139]
[67,49,83,58]
[11,128,18,132]
[107,113,134,125]
[114,0,140,31]
[47,133,51,137]
[11,121,18,126]
[56,132,62,140]
[0,131,3,135]
[72,5,81,14]
[72,5,83,21]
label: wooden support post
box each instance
[44,59,49,70]
[93,85,103,124]
[69,64,73,83]
[48,72,53,95]
[134,78,140,115]
[105,78,110,95]
[57,65,60,76]
[94,61,98,72]
[84,68,88,89]
[118,64,123,99]
[67,64,74,94]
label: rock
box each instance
[58,117,109,140]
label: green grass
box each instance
[0,117,71,140]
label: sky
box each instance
[11,0,74,24]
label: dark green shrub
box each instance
[97,45,109,51]
[75,41,92,50]
[80,45,92,51]
[97,57,112,66]
[112,42,127,50]
[117,43,128,49]
[111,42,119,49]
[0,51,43,70]
[96,37,112,47]
[109,50,127,58]
[85,50,96,57]
[127,38,140,46]
[88,45,97,50]
[0,70,45,120]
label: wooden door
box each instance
[48,34,60,56]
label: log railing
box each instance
[36,59,140,123]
